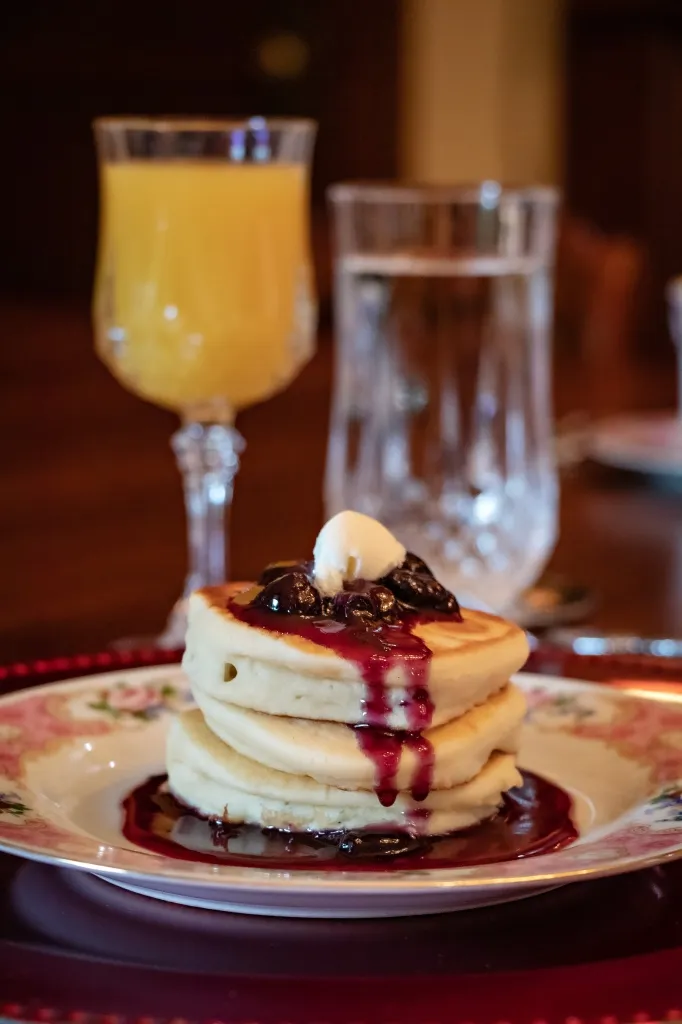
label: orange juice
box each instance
[94,162,315,416]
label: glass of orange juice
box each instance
[93,117,317,646]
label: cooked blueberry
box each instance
[258,560,310,586]
[430,586,461,616]
[333,583,397,622]
[253,572,322,616]
[338,831,431,859]
[333,590,375,622]
[381,569,461,616]
[401,551,435,576]
[370,584,397,618]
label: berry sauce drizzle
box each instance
[228,600,436,806]
[121,771,578,872]
[354,726,434,805]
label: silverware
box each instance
[542,627,682,659]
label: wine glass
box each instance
[93,117,317,646]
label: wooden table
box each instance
[0,298,680,662]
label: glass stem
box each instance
[171,422,245,595]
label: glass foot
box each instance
[109,422,244,655]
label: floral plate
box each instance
[1,667,682,918]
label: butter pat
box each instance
[312,510,406,597]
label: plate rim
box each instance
[589,412,682,476]
[1,667,682,895]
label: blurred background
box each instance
[2,0,681,659]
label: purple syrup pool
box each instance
[121,771,578,872]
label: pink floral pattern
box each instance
[526,686,682,784]
[0,672,191,858]
[0,792,28,816]
[0,813,74,850]
[88,680,180,720]
[0,688,113,782]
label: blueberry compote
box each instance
[122,771,577,871]
[229,552,463,807]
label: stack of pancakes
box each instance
[168,584,529,835]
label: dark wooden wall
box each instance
[566,0,682,355]
[0,0,400,300]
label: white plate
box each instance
[1,667,682,917]
[589,413,682,477]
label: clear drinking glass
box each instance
[326,182,559,613]
[93,117,317,646]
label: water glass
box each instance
[326,182,559,612]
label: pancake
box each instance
[183,586,529,728]
[192,682,526,792]
[167,709,523,834]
